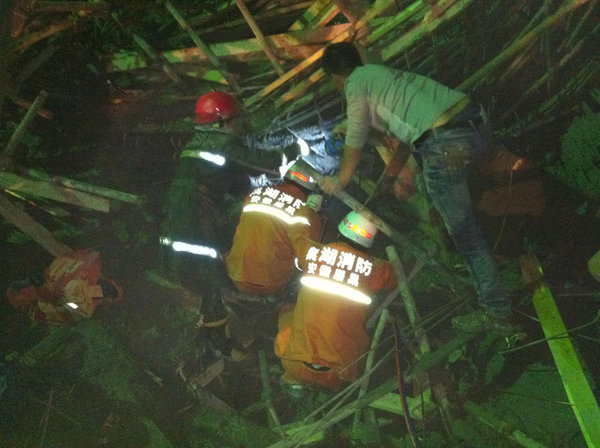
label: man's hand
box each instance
[319,176,342,195]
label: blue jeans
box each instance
[415,124,511,318]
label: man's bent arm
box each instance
[320,144,363,194]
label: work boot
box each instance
[451,310,514,334]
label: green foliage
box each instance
[76,320,151,405]
[499,259,525,294]
[484,352,505,385]
[547,110,600,200]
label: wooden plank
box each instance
[22,169,140,204]
[235,0,285,75]
[0,194,71,258]
[520,253,600,448]
[0,173,110,213]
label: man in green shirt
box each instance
[319,42,512,333]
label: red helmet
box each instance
[194,91,240,124]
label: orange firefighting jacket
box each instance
[6,250,122,324]
[275,238,396,389]
[224,183,322,295]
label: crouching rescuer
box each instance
[275,211,397,391]
[224,161,323,297]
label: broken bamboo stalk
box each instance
[164,0,241,93]
[382,0,473,63]
[361,0,427,47]
[271,0,425,108]
[191,2,312,36]
[458,0,591,92]
[288,0,338,31]
[16,43,59,83]
[106,24,350,72]
[258,349,287,439]
[352,308,389,430]
[14,18,76,54]
[0,194,71,258]
[22,169,141,204]
[235,0,285,75]
[245,0,398,108]
[519,253,600,448]
[133,33,182,83]
[2,90,48,158]
[267,331,477,448]
[386,245,453,429]
[366,246,435,329]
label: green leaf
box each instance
[484,352,505,385]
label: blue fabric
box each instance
[416,123,511,318]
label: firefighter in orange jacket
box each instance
[224,161,323,296]
[275,211,397,390]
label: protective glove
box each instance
[306,194,323,212]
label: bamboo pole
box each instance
[382,0,473,63]
[361,0,426,47]
[105,24,350,72]
[2,90,48,158]
[457,0,591,92]
[295,160,438,269]
[352,308,389,430]
[520,253,600,448]
[191,2,313,36]
[235,0,285,75]
[267,331,477,448]
[14,18,76,54]
[245,0,398,108]
[0,194,71,258]
[499,31,592,123]
[386,245,453,429]
[131,33,182,83]
[273,0,425,108]
[258,349,287,438]
[164,0,241,93]
[16,43,59,83]
[288,0,337,31]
